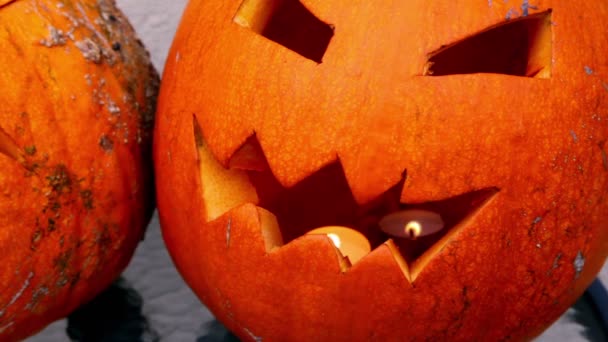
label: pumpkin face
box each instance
[0,0,157,340]
[155,0,608,340]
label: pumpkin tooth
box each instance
[256,207,284,252]
[383,239,412,282]
[390,187,500,265]
[255,209,352,271]
[267,231,352,273]
[408,189,500,281]
[194,118,259,222]
[342,187,499,281]
[228,134,269,172]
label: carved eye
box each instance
[424,10,553,78]
[233,0,334,63]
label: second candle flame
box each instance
[379,209,444,240]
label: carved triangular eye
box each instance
[424,10,552,78]
[233,0,334,63]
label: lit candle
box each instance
[378,209,444,239]
[306,226,371,264]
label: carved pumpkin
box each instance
[155,0,608,340]
[0,0,157,340]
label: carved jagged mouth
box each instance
[194,118,499,279]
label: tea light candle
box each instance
[378,209,444,239]
[306,226,371,264]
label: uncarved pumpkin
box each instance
[155,0,608,340]
[0,0,157,340]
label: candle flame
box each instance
[405,221,422,240]
[379,209,444,239]
[306,226,371,265]
[327,233,341,249]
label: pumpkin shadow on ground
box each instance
[570,279,608,342]
[587,279,608,331]
[66,277,160,342]
[61,276,608,342]
[192,286,608,342]
[196,320,239,342]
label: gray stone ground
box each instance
[28,0,608,341]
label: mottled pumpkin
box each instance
[155,0,608,340]
[0,0,157,340]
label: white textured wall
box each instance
[116,0,189,73]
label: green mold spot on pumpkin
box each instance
[25,286,50,313]
[52,248,82,288]
[24,145,37,156]
[54,249,73,272]
[99,134,114,152]
[80,189,94,209]
[46,164,74,194]
[95,223,116,248]
[46,218,57,232]
[30,229,43,251]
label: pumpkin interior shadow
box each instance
[230,135,498,264]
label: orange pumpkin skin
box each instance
[155,0,608,341]
[0,0,157,340]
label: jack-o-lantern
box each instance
[0,0,157,340]
[155,0,608,340]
